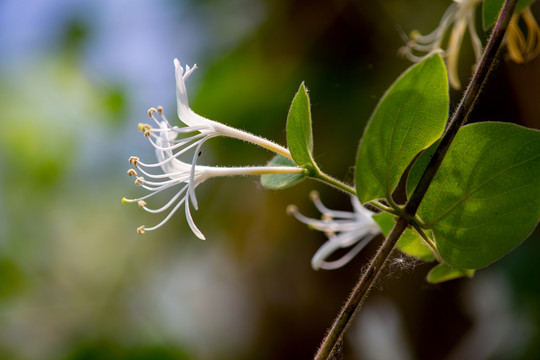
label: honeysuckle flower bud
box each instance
[505,6,540,64]
[123,59,303,239]
[399,0,483,89]
[287,191,381,270]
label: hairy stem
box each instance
[314,1,518,358]
[314,217,409,360]
[313,170,357,196]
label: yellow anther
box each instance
[137,225,146,234]
[122,197,130,204]
[409,30,420,41]
[322,214,332,221]
[129,156,139,167]
[157,106,163,114]
[127,169,138,176]
[148,107,158,117]
[138,123,152,132]
[286,205,298,215]
[137,200,147,208]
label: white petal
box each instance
[185,193,206,240]
[316,234,378,270]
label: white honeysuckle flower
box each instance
[399,0,483,89]
[134,60,292,178]
[123,109,303,239]
[123,58,303,239]
[287,191,381,270]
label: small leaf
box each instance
[427,263,474,284]
[373,212,435,261]
[355,54,448,204]
[483,0,534,29]
[287,82,316,169]
[261,154,306,189]
[417,122,540,269]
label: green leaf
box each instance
[416,122,540,269]
[287,82,316,169]
[260,154,306,189]
[427,263,474,284]
[355,54,448,204]
[483,0,535,29]
[373,212,435,261]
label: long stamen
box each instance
[136,136,208,168]
[122,182,173,203]
[310,191,356,219]
[143,191,189,232]
[287,205,340,232]
[135,175,180,187]
[147,131,206,153]
[142,185,189,214]
[138,180,184,192]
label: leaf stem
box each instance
[310,170,400,215]
[411,222,439,257]
[312,170,357,196]
[313,1,518,358]
[368,200,399,215]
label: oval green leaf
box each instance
[287,82,316,168]
[417,122,540,269]
[261,154,306,189]
[355,54,448,204]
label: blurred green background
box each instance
[1,0,539,359]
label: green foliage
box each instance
[483,0,535,28]
[63,341,189,360]
[427,263,475,284]
[355,54,448,204]
[286,82,317,172]
[373,212,435,261]
[261,154,306,189]
[411,122,540,269]
[0,257,26,299]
